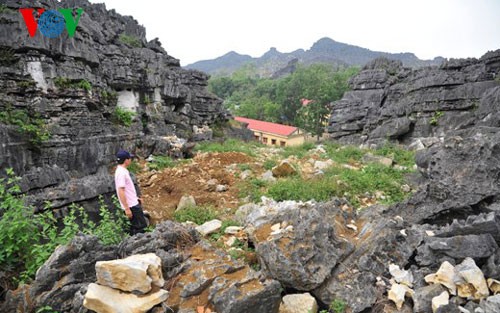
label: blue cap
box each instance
[116,149,134,161]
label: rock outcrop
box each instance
[1,221,282,313]
[0,0,227,213]
[328,51,500,145]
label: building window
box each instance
[262,137,268,144]
[271,139,277,145]
[254,135,260,141]
[280,141,286,147]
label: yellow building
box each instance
[234,116,307,147]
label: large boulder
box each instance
[95,253,164,294]
[83,283,168,313]
[245,199,354,290]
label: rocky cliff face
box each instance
[327,50,500,145]
[0,0,227,213]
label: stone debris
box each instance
[388,283,414,310]
[389,263,414,287]
[195,219,222,236]
[279,293,318,313]
[83,283,168,313]
[487,279,500,295]
[432,291,449,313]
[425,261,460,295]
[455,257,489,300]
[177,195,196,211]
[85,253,168,313]
[95,253,164,294]
[224,226,244,235]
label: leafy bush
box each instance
[0,47,17,65]
[430,111,444,126]
[0,169,38,271]
[0,170,130,283]
[119,34,142,48]
[113,107,136,127]
[0,106,51,145]
[100,90,118,105]
[194,138,262,156]
[54,78,92,91]
[173,206,218,225]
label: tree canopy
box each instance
[209,63,359,138]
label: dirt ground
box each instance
[138,152,255,223]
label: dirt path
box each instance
[138,152,255,223]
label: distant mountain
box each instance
[185,37,445,77]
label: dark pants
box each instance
[130,204,147,235]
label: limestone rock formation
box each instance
[0,0,227,214]
[328,51,500,145]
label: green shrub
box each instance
[0,169,38,271]
[148,155,176,171]
[54,78,92,91]
[100,90,118,105]
[0,47,17,65]
[0,107,50,145]
[119,34,142,48]
[430,111,444,126]
[77,79,92,91]
[194,138,262,156]
[0,169,130,284]
[173,206,218,225]
[113,107,136,127]
[330,299,347,313]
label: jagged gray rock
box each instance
[416,234,498,266]
[0,0,228,215]
[245,199,354,290]
[328,51,500,145]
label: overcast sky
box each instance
[88,0,500,66]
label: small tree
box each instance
[296,100,330,141]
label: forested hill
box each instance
[186,37,445,77]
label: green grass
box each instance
[263,159,278,170]
[372,142,416,167]
[148,155,176,171]
[280,142,316,159]
[194,138,263,156]
[173,206,218,225]
[324,143,365,163]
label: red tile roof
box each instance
[234,117,298,137]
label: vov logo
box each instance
[19,8,84,38]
